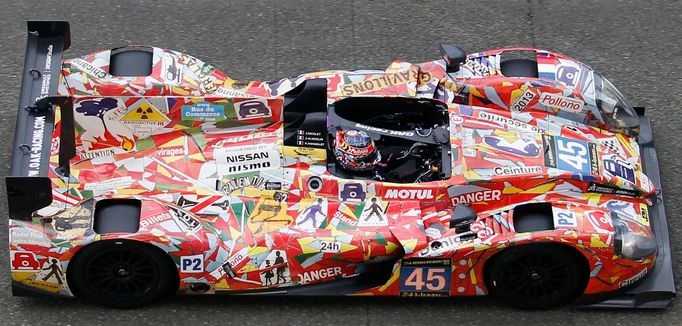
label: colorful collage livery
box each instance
[7,21,674,309]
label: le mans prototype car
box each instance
[7,21,675,309]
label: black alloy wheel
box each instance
[487,244,587,309]
[68,240,178,308]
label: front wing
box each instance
[578,115,676,308]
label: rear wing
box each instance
[6,21,74,220]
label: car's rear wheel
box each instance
[486,243,587,309]
[68,240,178,308]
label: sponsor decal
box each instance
[266,182,282,190]
[340,70,430,96]
[37,44,54,101]
[493,166,543,176]
[27,116,47,176]
[83,176,133,191]
[298,266,343,284]
[180,254,204,273]
[70,58,108,79]
[181,102,225,121]
[215,143,281,176]
[140,212,174,228]
[448,188,501,205]
[639,204,650,227]
[355,123,415,137]
[215,131,274,145]
[221,176,269,195]
[171,208,202,232]
[9,228,52,247]
[552,207,578,228]
[589,143,600,174]
[539,92,584,113]
[587,183,640,197]
[400,258,451,297]
[214,86,257,98]
[619,268,648,288]
[210,247,249,280]
[227,248,248,270]
[478,111,543,134]
[235,99,271,120]
[384,188,434,200]
[419,235,461,256]
[44,44,53,70]
[510,88,537,112]
[470,219,495,239]
[543,134,557,168]
[179,53,217,93]
[463,58,490,76]
[156,146,186,157]
[21,278,61,293]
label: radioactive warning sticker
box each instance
[119,100,170,137]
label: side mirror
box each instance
[449,204,477,231]
[439,44,467,73]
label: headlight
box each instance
[594,73,639,130]
[612,213,657,260]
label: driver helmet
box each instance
[334,130,381,171]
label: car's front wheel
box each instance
[68,240,178,308]
[486,243,588,309]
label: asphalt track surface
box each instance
[0,0,681,325]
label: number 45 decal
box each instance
[545,136,596,175]
[403,268,447,291]
[400,259,451,296]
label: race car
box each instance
[7,21,675,309]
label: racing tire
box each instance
[486,243,588,309]
[500,58,539,78]
[68,240,178,308]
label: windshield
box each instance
[594,73,639,130]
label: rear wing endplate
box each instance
[6,21,72,220]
